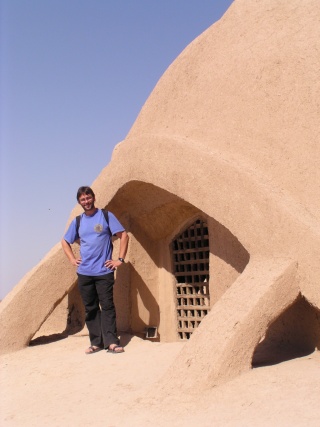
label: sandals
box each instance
[107,344,124,354]
[85,346,103,355]
[85,344,124,354]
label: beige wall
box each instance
[2,0,319,367]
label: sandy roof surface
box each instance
[1,334,319,427]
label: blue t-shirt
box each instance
[64,209,125,276]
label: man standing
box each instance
[61,186,129,354]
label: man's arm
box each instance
[117,230,129,260]
[61,238,82,267]
[104,231,129,270]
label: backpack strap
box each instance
[75,209,109,238]
[75,215,81,239]
[102,209,109,228]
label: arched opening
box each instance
[252,297,320,367]
[32,181,249,343]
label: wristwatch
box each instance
[118,257,125,263]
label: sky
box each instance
[0,0,234,300]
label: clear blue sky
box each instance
[0,0,234,299]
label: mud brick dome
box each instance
[1,0,319,389]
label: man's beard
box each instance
[83,202,95,211]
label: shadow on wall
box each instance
[252,297,320,367]
[108,180,250,272]
[210,219,250,274]
[30,281,85,346]
[129,267,160,340]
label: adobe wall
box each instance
[1,0,319,378]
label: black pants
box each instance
[77,272,119,349]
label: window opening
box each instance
[172,219,210,340]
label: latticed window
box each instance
[172,219,210,340]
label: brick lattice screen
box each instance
[172,219,210,340]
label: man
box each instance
[61,186,129,354]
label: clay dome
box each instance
[1,0,319,390]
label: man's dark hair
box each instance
[76,186,95,201]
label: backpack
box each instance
[75,209,110,239]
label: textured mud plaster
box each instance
[1,0,320,396]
